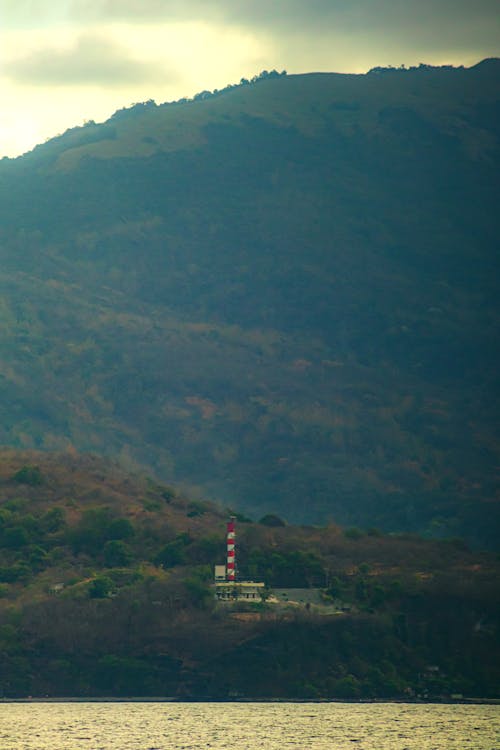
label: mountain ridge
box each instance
[0,61,498,545]
[6,59,498,168]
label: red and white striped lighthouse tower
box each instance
[226,516,236,581]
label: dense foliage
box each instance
[0,62,499,545]
[0,451,498,699]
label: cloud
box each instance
[5,0,500,33]
[6,1,497,62]
[3,33,174,87]
[215,0,500,56]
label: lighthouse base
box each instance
[213,580,265,602]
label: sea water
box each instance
[0,701,498,750]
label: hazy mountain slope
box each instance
[0,62,499,545]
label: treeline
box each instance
[110,69,288,121]
[3,599,497,699]
[368,63,465,74]
[0,453,498,699]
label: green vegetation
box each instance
[13,465,44,486]
[0,451,498,699]
[258,514,286,527]
[0,62,499,548]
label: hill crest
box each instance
[0,61,498,547]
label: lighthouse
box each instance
[213,516,265,601]
[226,516,236,581]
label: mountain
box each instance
[0,450,498,699]
[0,62,499,546]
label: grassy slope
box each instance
[48,63,499,167]
[0,63,499,545]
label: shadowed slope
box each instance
[0,63,499,545]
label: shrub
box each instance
[0,564,30,583]
[41,507,65,533]
[259,514,286,527]
[12,465,44,486]
[344,527,364,540]
[88,576,113,599]
[103,540,133,567]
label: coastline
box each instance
[1,696,499,705]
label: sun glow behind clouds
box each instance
[0,20,272,156]
[1,1,499,157]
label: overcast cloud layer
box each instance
[5,0,500,35]
[4,33,175,86]
[1,0,499,156]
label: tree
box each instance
[103,540,133,567]
[12,465,44,486]
[107,518,135,541]
[88,576,113,599]
[155,539,186,568]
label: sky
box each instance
[1,0,499,158]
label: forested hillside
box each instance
[0,61,499,545]
[0,451,498,699]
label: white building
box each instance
[214,576,266,602]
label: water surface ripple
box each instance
[1,702,498,749]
